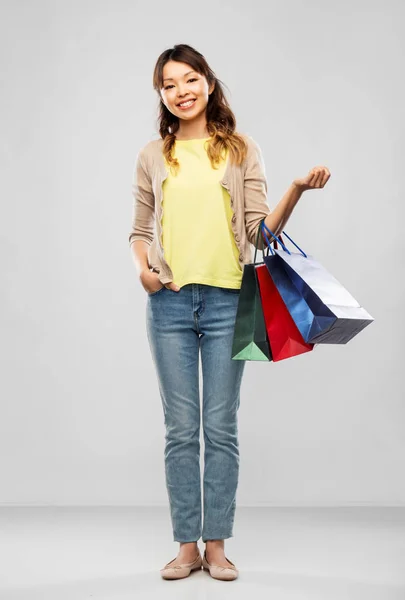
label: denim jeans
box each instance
[145,283,246,543]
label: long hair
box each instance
[152,44,248,174]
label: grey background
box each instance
[0,0,403,507]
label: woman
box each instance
[129,44,330,581]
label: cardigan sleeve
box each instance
[243,136,272,251]
[128,147,155,247]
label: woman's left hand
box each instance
[292,166,331,192]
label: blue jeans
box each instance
[146,283,246,543]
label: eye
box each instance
[164,77,198,90]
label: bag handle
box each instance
[261,222,290,256]
[253,217,280,264]
[261,221,308,258]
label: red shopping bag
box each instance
[256,262,314,362]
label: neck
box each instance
[175,115,209,140]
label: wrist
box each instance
[291,181,305,194]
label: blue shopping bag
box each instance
[261,221,374,344]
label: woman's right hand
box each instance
[140,269,166,294]
[140,269,181,293]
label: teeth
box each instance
[179,99,195,107]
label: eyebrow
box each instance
[163,70,198,82]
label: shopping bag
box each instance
[231,221,272,361]
[256,238,314,362]
[262,250,316,345]
[261,224,329,343]
[261,222,374,344]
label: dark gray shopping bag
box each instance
[231,221,272,361]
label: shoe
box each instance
[160,552,202,579]
[202,550,239,580]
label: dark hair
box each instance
[152,43,248,174]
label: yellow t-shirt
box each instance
[161,138,243,290]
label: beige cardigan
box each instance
[129,133,271,285]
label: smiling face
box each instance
[160,60,214,122]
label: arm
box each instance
[243,137,303,249]
[131,240,151,277]
[262,182,303,245]
[129,148,155,249]
[243,136,271,251]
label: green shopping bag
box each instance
[231,219,272,361]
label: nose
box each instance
[177,87,191,99]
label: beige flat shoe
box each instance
[202,550,239,580]
[160,552,202,579]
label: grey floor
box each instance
[0,507,404,599]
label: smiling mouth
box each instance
[177,99,197,108]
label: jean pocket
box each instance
[147,285,166,297]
